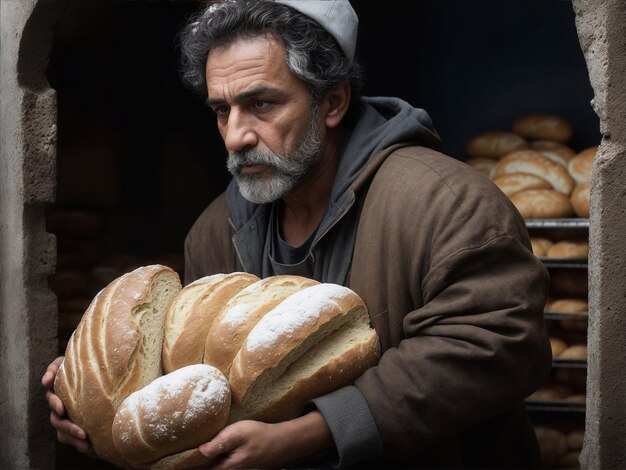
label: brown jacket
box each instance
[185,144,552,468]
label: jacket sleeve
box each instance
[327,149,552,460]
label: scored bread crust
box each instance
[112,364,230,466]
[465,131,528,159]
[571,181,590,218]
[492,150,575,195]
[493,172,552,198]
[162,272,259,373]
[54,265,182,467]
[512,113,573,143]
[510,189,574,219]
[203,275,319,376]
[228,284,380,422]
[568,147,596,184]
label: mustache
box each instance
[227,148,283,175]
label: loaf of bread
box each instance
[571,181,590,218]
[535,426,569,467]
[559,345,588,360]
[492,172,552,198]
[528,384,571,401]
[162,272,260,374]
[465,131,528,159]
[510,189,574,219]
[546,298,588,313]
[465,158,498,177]
[530,237,554,257]
[492,150,575,195]
[54,265,182,467]
[569,146,597,183]
[550,337,568,357]
[112,364,230,466]
[228,283,380,423]
[530,140,577,167]
[546,240,588,258]
[512,113,573,143]
[204,275,319,376]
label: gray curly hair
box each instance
[179,0,363,107]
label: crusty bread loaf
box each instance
[492,150,575,195]
[535,426,569,467]
[530,140,576,167]
[229,283,380,423]
[571,181,590,218]
[510,189,574,219]
[54,265,182,467]
[568,146,597,183]
[528,384,571,401]
[549,337,568,357]
[559,345,588,360]
[546,240,588,258]
[493,172,552,198]
[530,237,554,257]
[465,158,498,178]
[162,272,259,374]
[512,113,573,143]
[465,131,528,159]
[546,298,588,313]
[112,364,230,466]
[204,275,319,376]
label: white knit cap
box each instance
[275,0,359,61]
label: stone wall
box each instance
[573,1,626,469]
[0,1,64,468]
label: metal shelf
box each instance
[525,400,586,414]
[525,218,589,229]
[541,259,588,269]
[552,358,587,369]
[544,311,588,320]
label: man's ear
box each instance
[322,81,351,128]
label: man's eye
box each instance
[253,100,272,111]
[214,106,229,115]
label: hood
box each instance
[227,96,441,230]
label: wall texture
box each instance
[0,1,63,468]
[573,0,626,469]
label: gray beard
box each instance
[226,106,324,204]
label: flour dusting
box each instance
[245,284,351,352]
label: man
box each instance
[43,0,552,468]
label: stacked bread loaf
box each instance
[55,266,380,469]
[464,113,596,219]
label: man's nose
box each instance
[223,109,258,152]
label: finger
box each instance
[57,429,93,454]
[50,411,87,440]
[198,428,241,460]
[42,356,64,388]
[46,390,65,416]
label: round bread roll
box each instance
[550,336,568,357]
[568,146,597,183]
[465,158,498,178]
[547,240,588,258]
[54,265,183,468]
[492,150,575,195]
[571,181,590,218]
[510,189,574,219]
[162,272,260,374]
[512,113,573,143]
[559,344,588,360]
[531,140,577,167]
[547,298,588,313]
[204,275,319,376]
[465,131,528,159]
[493,172,552,198]
[112,364,230,466]
[530,237,554,257]
[229,283,380,423]
[535,426,569,467]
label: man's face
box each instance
[205,35,324,203]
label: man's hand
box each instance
[42,356,93,455]
[198,411,334,469]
